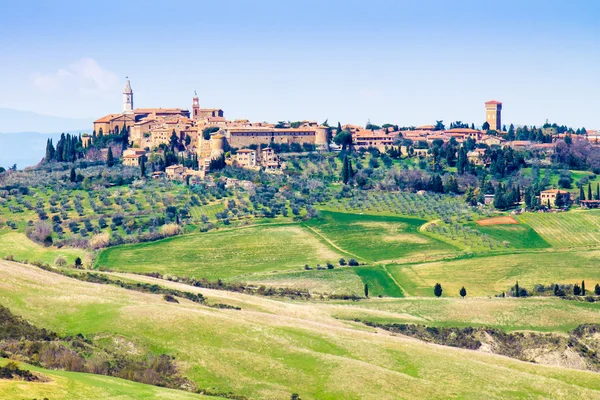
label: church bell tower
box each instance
[123,78,134,115]
[192,91,200,120]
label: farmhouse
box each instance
[539,189,570,206]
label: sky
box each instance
[0,0,599,129]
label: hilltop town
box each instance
[3,82,600,400]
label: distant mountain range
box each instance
[0,108,92,169]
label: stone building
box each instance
[485,100,502,131]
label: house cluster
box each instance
[234,147,281,171]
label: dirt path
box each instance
[301,224,362,260]
[381,264,408,297]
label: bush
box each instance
[55,256,67,267]
[89,232,110,250]
[348,259,359,266]
[159,223,182,237]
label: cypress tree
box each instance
[434,283,443,298]
[595,283,600,296]
[582,280,586,296]
[459,286,467,298]
[364,283,369,298]
[579,185,585,202]
[596,183,600,200]
[140,156,146,177]
[69,167,76,182]
[341,156,350,184]
[106,147,114,167]
[588,184,593,202]
[515,281,520,297]
[45,139,55,162]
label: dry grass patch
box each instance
[476,216,518,226]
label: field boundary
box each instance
[381,264,408,297]
[302,223,363,260]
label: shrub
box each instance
[159,223,182,237]
[348,259,359,266]
[89,232,110,250]
[55,256,67,267]
[339,258,346,266]
[326,262,334,269]
[163,294,179,303]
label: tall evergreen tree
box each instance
[515,281,520,297]
[69,167,76,182]
[582,280,586,296]
[459,286,467,298]
[45,139,55,162]
[588,184,593,202]
[364,283,369,298]
[140,156,146,177]
[106,147,114,167]
[579,185,586,202]
[595,283,600,296]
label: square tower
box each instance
[485,100,502,131]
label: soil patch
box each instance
[476,216,518,226]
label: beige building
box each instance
[235,149,258,168]
[122,149,146,167]
[540,189,570,206]
[485,100,502,131]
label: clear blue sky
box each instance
[1,0,599,129]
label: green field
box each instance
[97,224,343,279]
[331,297,600,333]
[518,210,600,248]
[389,248,600,297]
[0,231,86,265]
[1,261,600,399]
[304,211,456,262]
[473,223,550,249]
[0,359,217,400]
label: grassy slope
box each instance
[304,211,456,262]
[330,297,600,333]
[0,231,86,265]
[518,209,600,248]
[473,223,550,249]
[0,359,217,400]
[389,249,600,297]
[1,262,600,400]
[97,224,343,280]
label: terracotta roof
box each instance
[485,100,502,105]
[94,114,120,123]
[445,128,481,134]
[541,189,567,194]
[237,149,255,153]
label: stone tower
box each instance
[315,126,330,151]
[192,92,200,120]
[485,100,502,131]
[123,79,134,115]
